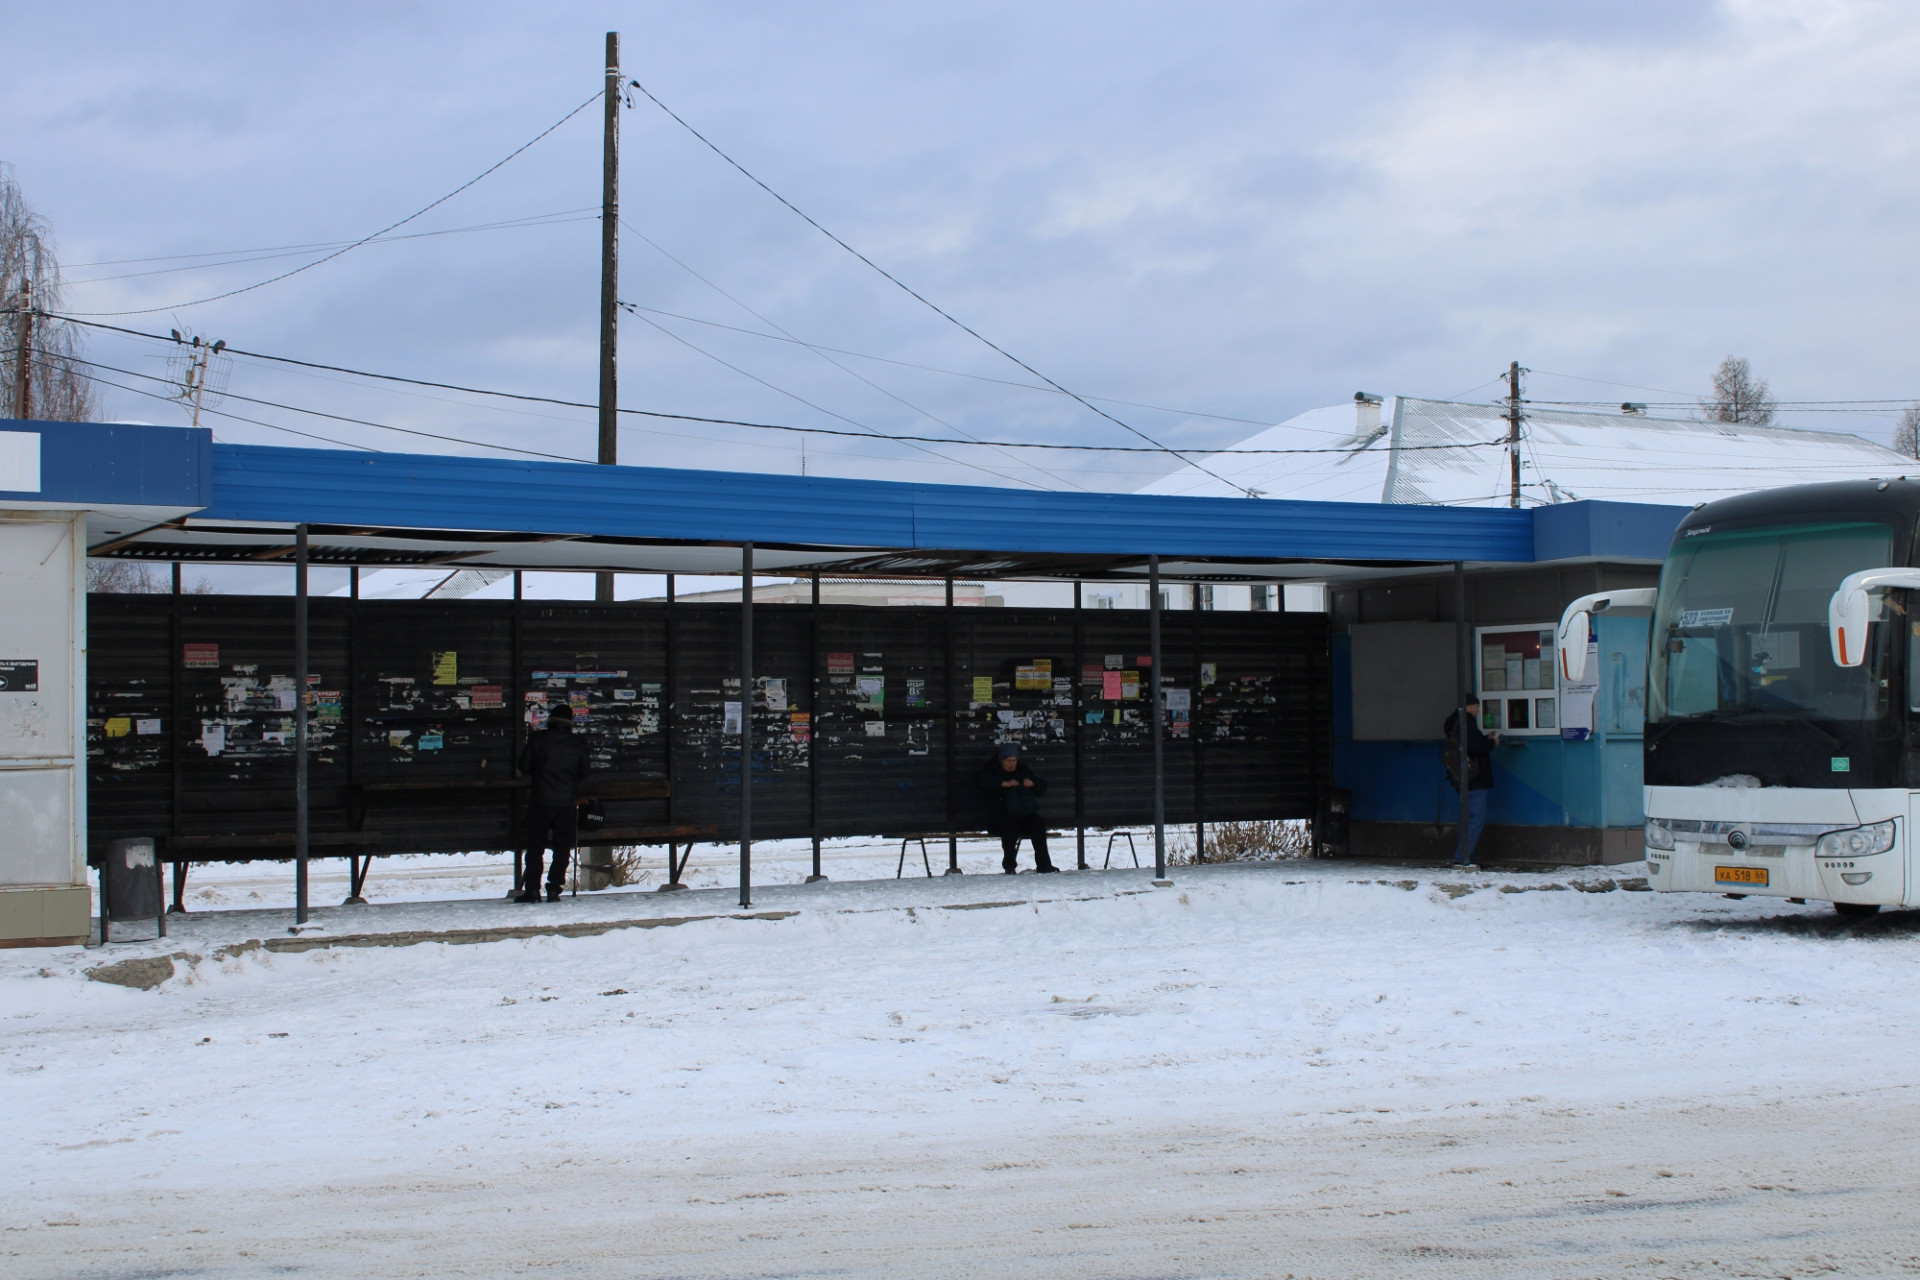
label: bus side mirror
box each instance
[1555,588,1655,684]
[1558,612,1591,682]
[1828,568,1920,667]
[1829,586,1872,668]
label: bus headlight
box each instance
[1816,820,1896,858]
[1645,819,1675,850]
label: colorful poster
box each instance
[972,676,994,703]
[432,651,458,686]
[827,652,856,675]
[135,718,161,735]
[183,643,218,669]
[789,711,811,744]
[1560,637,1600,741]
[1082,665,1104,686]
[1015,659,1053,691]
[470,685,504,708]
[905,678,926,708]
[1102,671,1124,700]
[418,731,444,751]
[1121,671,1141,700]
[856,676,884,711]
[103,717,131,738]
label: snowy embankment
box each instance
[7,859,1919,1278]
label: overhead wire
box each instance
[624,309,1048,489]
[64,209,598,285]
[63,91,603,316]
[617,219,1088,490]
[35,312,1489,457]
[626,76,1256,496]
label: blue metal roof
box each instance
[199,442,1541,563]
[12,420,1690,568]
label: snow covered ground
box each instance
[8,853,1920,1278]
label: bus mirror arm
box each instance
[1556,589,1658,683]
[1828,568,1920,667]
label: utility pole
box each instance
[1505,360,1523,509]
[12,280,32,419]
[595,31,621,603]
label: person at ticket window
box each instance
[515,703,591,903]
[977,743,1057,874]
[1442,700,1500,869]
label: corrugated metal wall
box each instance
[87,595,1329,861]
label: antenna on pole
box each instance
[168,330,230,427]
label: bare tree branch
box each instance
[1,161,98,422]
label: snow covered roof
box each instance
[1141,396,1914,507]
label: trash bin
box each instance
[1314,788,1351,857]
[104,837,164,938]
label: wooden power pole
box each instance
[1505,360,1522,509]
[11,280,32,420]
[595,31,621,602]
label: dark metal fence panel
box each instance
[810,605,950,838]
[87,596,175,852]
[87,595,1329,859]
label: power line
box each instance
[61,208,601,270]
[626,77,1256,496]
[56,351,586,461]
[63,92,602,316]
[626,308,1046,489]
[620,300,1283,429]
[39,312,1498,458]
[615,221,1090,489]
[64,210,598,285]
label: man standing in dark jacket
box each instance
[977,743,1056,874]
[1442,699,1499,868]
[516,703,591,902]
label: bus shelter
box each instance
[3,418,1593,944]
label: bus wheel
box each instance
[1834,902,1881,918]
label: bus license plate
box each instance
[1715,865,1769,886]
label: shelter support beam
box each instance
[1073,581,1086,869]
[294,523,310,925]
[1151,556,1167,882]
[946,575,960,874]
[1455,561,1471,865]
[739,542,753,909]
[808,572,825,882]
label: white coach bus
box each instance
[1559,479,1920,917]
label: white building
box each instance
[1139,394,1913,508]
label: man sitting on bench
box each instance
[977,742,1057,874]
[516,703,591,903]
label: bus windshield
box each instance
[1648,520,1897,724]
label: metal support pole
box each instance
[945,575,961,874]
[1193,581,1204,863]
[294,524,310,925]
[662,573,685,891]
[1150,556,1167,881]
[1455,561,1471,866]
[1073,580,1086,869]
[739,543,753,908]
[807,571,825,882]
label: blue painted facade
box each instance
[1334,614,1653,834]
[0,419,212,508]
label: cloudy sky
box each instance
[5,0,1919,493]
